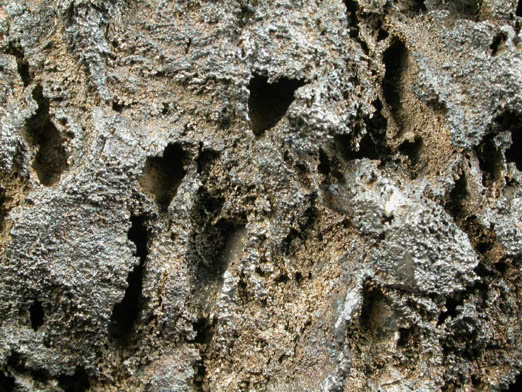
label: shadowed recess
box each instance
[7,44,32,86]
[196,220,246,285]
[382,38,408,120]
[517,1,522,17]
[490,32,507,56]
[0,370,15,392]
[506,130,522,171]
[399,137,422,164]
[57,367,90,392]
[140,143,186,211]
[248,75,305,136]
[0,187,7,232]
[109,215,149,341]
[25,86,68,186]
[29,300,44,331]
[477,134,503,187]
[506,372,522,391]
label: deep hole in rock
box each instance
[360,288,386,332]
[399,138,422,164]
[491,33,508,56]
[318,149,331,177]
[7,352,48,384]
[506,372,522,391]
[7,44,32,86]
[494,261,508,274]
[0,187,7,232]
[460,215,498,259]
[382,38,408,119]
[196,148,219,175]
[343,0,358,28]
[247,74,305,136]
[437,295,462,326]
[190,318,213,345]
[29,300,44,331]
[196,219,246,286]
[275,274,290,284]
[506,126,522,171]
[0,370,15,392]
[397,327,412,347]
[57,367,90,392]
[335,133,380,161]
[446,173,467,219]
[377,28,389,41]
[140,143,186,211]
[477,134,503,187]
[414,0,426,12]
[25,86,68,186]
[109,215,149,341]
[517,1,522,17]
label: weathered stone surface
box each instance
[0,0,521,391]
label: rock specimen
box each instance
[0,0,521,390]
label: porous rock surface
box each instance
[0,0,521,391]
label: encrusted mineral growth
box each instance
[0,0,521,391]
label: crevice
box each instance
[196,219,246,287]
[247,74,306,136]
[189,317,213,345]
[0,187,8,233]
[7,352,48,385]
[516,1,522,17]
[397,327,413,347]
[25,85,68,186]
[445,173,467,219]
[139,143,187,211]
[399,137,422,164]
[196,147,219,175]
[7,44,32,86]
[0,370,15,392]
[377,28,389,41]
[505,126,522,172]
[29,299,45,331]
[437,295,462,326]
[382,38,409,130]
[506,372,522,391]
[477,134,503,187]
[490,32,507,56]
[57,367,90,392]
[360,287,386,332]
[109,215,149,342]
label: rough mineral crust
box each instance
[0,0,521,391]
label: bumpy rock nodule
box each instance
[0,0,521,391]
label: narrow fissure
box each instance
[0,187,7,232]
[139,143,186,211]
[29,300,45,331]
[506,372,522,391]
[490,33,507,56]
[109,215,149,342]
[517,1,522,17]
[437,295,462,326]
[57,367,90,392]
[247,74,305,136]
[506,128,522,171]
[399,138,422,164]
[25,85,68,186]
[477,134,503,187]
[196,220,246,286]
[0,370,15,392]
[7,44,32,86]
[445,173,467,219]
[382,38,409,128]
